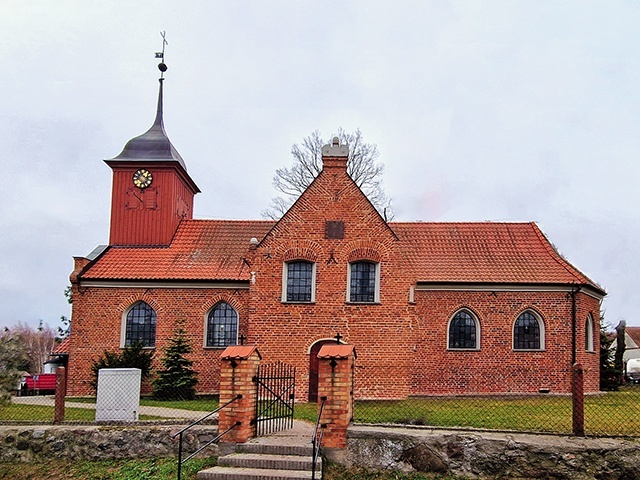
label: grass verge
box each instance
[0,459,462,480]
[0,457,216,480]
[5,387,640,436]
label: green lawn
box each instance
[0,459,459,480]
[3,388,640,436]
[67,396,220,411]
[0,404,94,422]
[347,387,640,436]
[0,457,216,480]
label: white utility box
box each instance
[95,368,141,422]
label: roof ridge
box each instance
[182,218,277,224]
[389,221,533,225]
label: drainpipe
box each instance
[570,285,581,365]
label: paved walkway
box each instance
[247,419,315,447]
[11,395,212,420]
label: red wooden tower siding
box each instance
[105,78,199,247]
[66,68,606,401]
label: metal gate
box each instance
[253,361,296,436]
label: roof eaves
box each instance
[530,222,606,295]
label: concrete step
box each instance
[197,466,315,480]
[218,452,321,471]
[237,442,314,457]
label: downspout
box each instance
[570,285,581,365]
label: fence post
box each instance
[316,344,356,449]
[218,345,261,443]
[54,366,67,424]
[572,362,584,436]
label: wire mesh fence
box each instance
[2,388,220,426]
[351,385,640,437]
[4,372,640,438]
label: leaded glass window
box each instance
[585,315,595,352]
[349,261,377,303]
[206,302,238,348]
[449,310,478,349]
[286,261,313,302]
[514,311,542,350]
[124,301,156,348]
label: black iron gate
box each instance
[253,361,296,436]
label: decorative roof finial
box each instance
[155,31,168,80]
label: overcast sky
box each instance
[1,1,638,331]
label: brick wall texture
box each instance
[67,149,604,401]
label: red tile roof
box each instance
[393,222,602,290]
[82,220,274,281]
[52,337,70,355]
[317,344,356,359]
[80,219,603,294]
[220,345,261,360]
[626,327,640,348]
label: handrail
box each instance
[311,396,326,480]
[171,394,242,480]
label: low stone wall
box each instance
[0,425,219,462]
[334,425,640,480]
[6,423,640,479]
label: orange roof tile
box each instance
[220,345,261,360]
[392,221,603,291]
[52,337,70,355]
[81,220,274,281]
[79,219,604,294]
[317,344,356,359]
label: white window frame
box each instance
[585,314,595,352]
[512,310,545,351]
[447,309,481,351]
[346,261,380,303]
[282,261,316,303]
[120,301,156,349]
[204,302,239,349]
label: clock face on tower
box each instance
[132,169,153,189]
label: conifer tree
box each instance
[89,341,153,392]
[152,327,198,400]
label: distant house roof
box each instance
[78,219,604,295]
[626,327,640,349]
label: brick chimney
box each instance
[321,136,349,170]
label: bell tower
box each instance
[104,38,200,246]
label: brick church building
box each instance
[66,73,606,401]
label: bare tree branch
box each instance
[11,321,57,373]
[263,129,393,220]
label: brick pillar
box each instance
[317,344,356,449]
[218,345,261,443]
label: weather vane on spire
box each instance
[155,30,168,79]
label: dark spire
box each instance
[108,32,186,169]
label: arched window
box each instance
[283,261,315,302]
[448,309,480,350]
[348,261,379,303]
[206,302,238,348]
[585,314,595,352]
[513,310,544,350]
[124,301,156,348]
